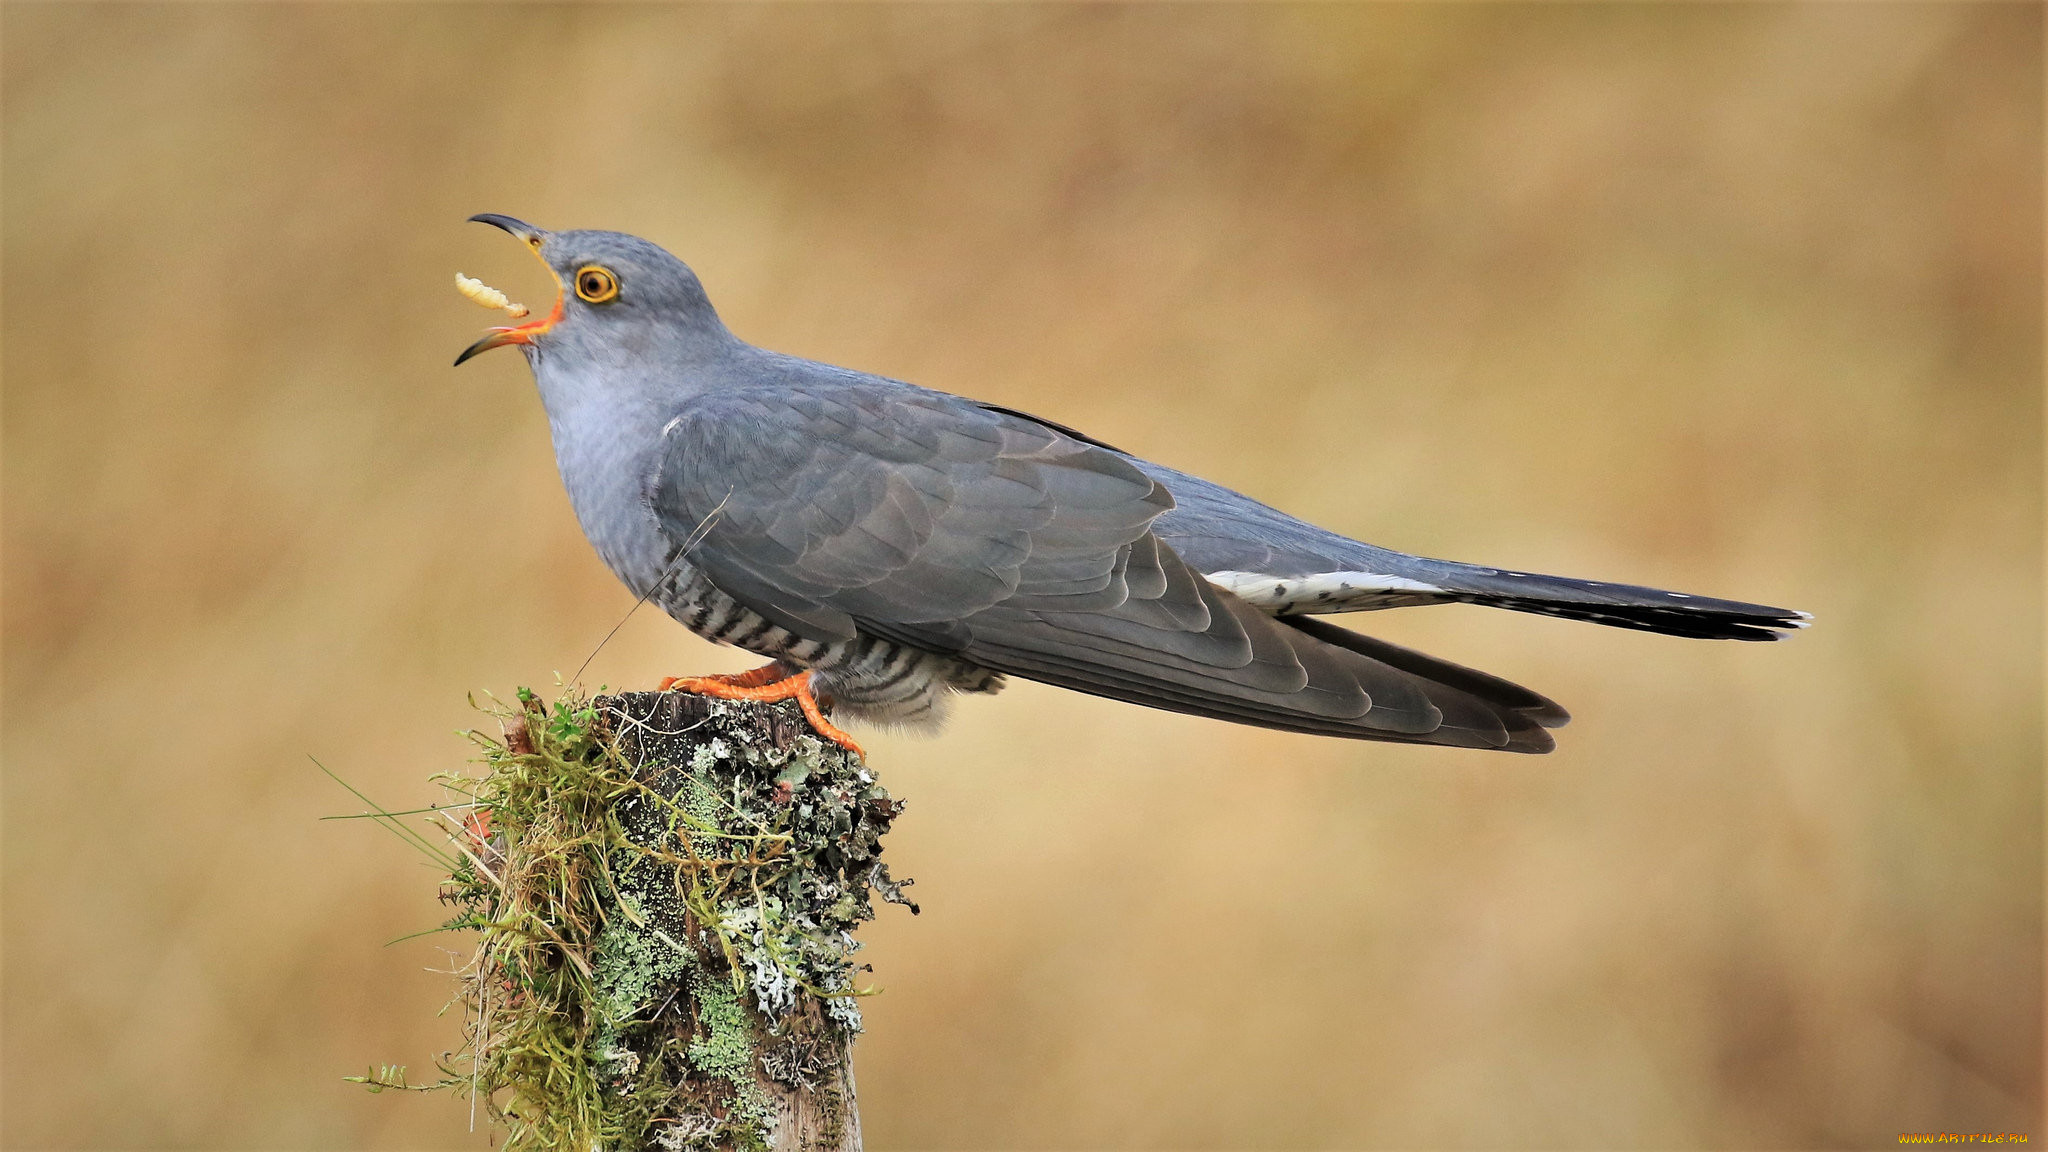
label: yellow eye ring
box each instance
[574,265,619,304]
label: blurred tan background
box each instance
[4,4,2039,1148]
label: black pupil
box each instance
[584,273,606,295]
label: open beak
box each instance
[455,214,566,366]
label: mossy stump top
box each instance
[439,688,914,1151]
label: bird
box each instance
[455,214,1806,756]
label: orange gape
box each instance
[658,666,865,757]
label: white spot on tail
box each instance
[1203,569,1448,610]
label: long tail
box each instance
[1372,564,1811,641]
[1197,558,1809,640]
[1134,460,1810,642]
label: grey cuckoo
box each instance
[456,215,1807,755]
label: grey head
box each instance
[455,215,750,593]
[454,214,740,399]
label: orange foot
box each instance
[658,665,864,758]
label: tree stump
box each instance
[442,688,914,1151]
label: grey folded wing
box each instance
[645,383,1562,750]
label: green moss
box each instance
[362,685,913,1150]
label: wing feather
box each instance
[648,381,1560,749]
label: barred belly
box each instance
[656,564,1004,729]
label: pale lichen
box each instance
[371,685,911,1150]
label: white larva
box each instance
[455,273,529,319]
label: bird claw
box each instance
[658,667,865,758]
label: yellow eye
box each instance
[574,265,619,304]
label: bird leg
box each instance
[658,666,864,757]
